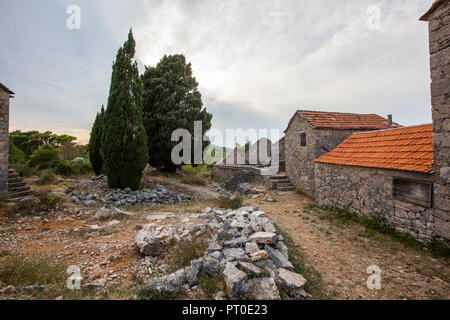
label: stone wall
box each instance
[315,162,448,242]
[285,112,367,197]
[0,88,9,201]
[211,165,267,184]
[425,0,450,246]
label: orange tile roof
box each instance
[298,110,400,129]
[314,124,433,173]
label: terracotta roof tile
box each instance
[314,124,433,173]
[299,110,400,129]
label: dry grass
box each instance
[168,236,210,272]
[0,254,67,287]
[216,195,243,210]
[180,175,207,186]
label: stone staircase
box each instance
[268,172,294,191]
[8,168,33,200]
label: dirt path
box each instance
[248,191,450,300]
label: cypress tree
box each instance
[89,105,104,175]
[142,54,212,172]
[101,29,148,190]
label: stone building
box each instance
[0,83,13,201]
[311,0,450,243]
[420,0,450,244]
[284,110,399,197]
[314,124,448,242]
[212,137,285,183]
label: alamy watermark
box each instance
[66,265,82,289]
[171,121,281,176]
[366,5,381,30]
[66,5,81,30]
[366,265,381,290]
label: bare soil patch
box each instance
[248,190,450,300]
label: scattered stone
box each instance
[19,196,35,204]
[250,250,269,262]
[135,230,163,256]
[223,248,246,260]
[245,242,260,255]
[263,196,277,202]
[248,232,277,244]
[0,286,16,295]
[223,262,249,299]
[146,213,175,221]
[265,245,293,270]
[203,257,220,276]
[276,268,307,299]
[213,291,226,300]
[224,170,256,191]
[238,261,263,276]
[107,220,120,226]
[248,277,280,300]
[184,266,199,287]
[24,285,45,293]
[224,236,247,248]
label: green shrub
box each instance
[30,145,60,169]
[55,161,74,177]
[36,171,57,185]
[216,195,243,210]
[34,190,63,209]
[9,141,26,164]
[69,159,92,175]
[182,163,211,175]
[13,162,37,177]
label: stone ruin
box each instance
[135,205,308,300]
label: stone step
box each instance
[277,181,293,187]
[9,185,31,193]
[269,178,290,184]
[270,174,288,180]
[277,185,294,191]
[8,177,23,184]
[8,172,19,179]
[9,189,34,200]
[8,181,27,188]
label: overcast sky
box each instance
[0,0,435,146]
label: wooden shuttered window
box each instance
[393,178,432,208]
[300,132,306,147]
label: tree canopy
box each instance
[101,29,148,189]
[141,54,212,172]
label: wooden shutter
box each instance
[300,132,306,147]
[393,178,432,207]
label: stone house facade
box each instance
[284,110,399,197]
[314,124,449,242]
[420,0,450,245]
[0,83,13,201]
[311,1,450,243]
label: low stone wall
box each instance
[212,165,268,184]
[315,162,448,243]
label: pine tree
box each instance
[101,29,148,189]
[89,106,104,175]
[142,54,212,172]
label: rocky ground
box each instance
[0,173,448,300]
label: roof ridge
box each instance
[348,123,432,136]
[297,109,381,116]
